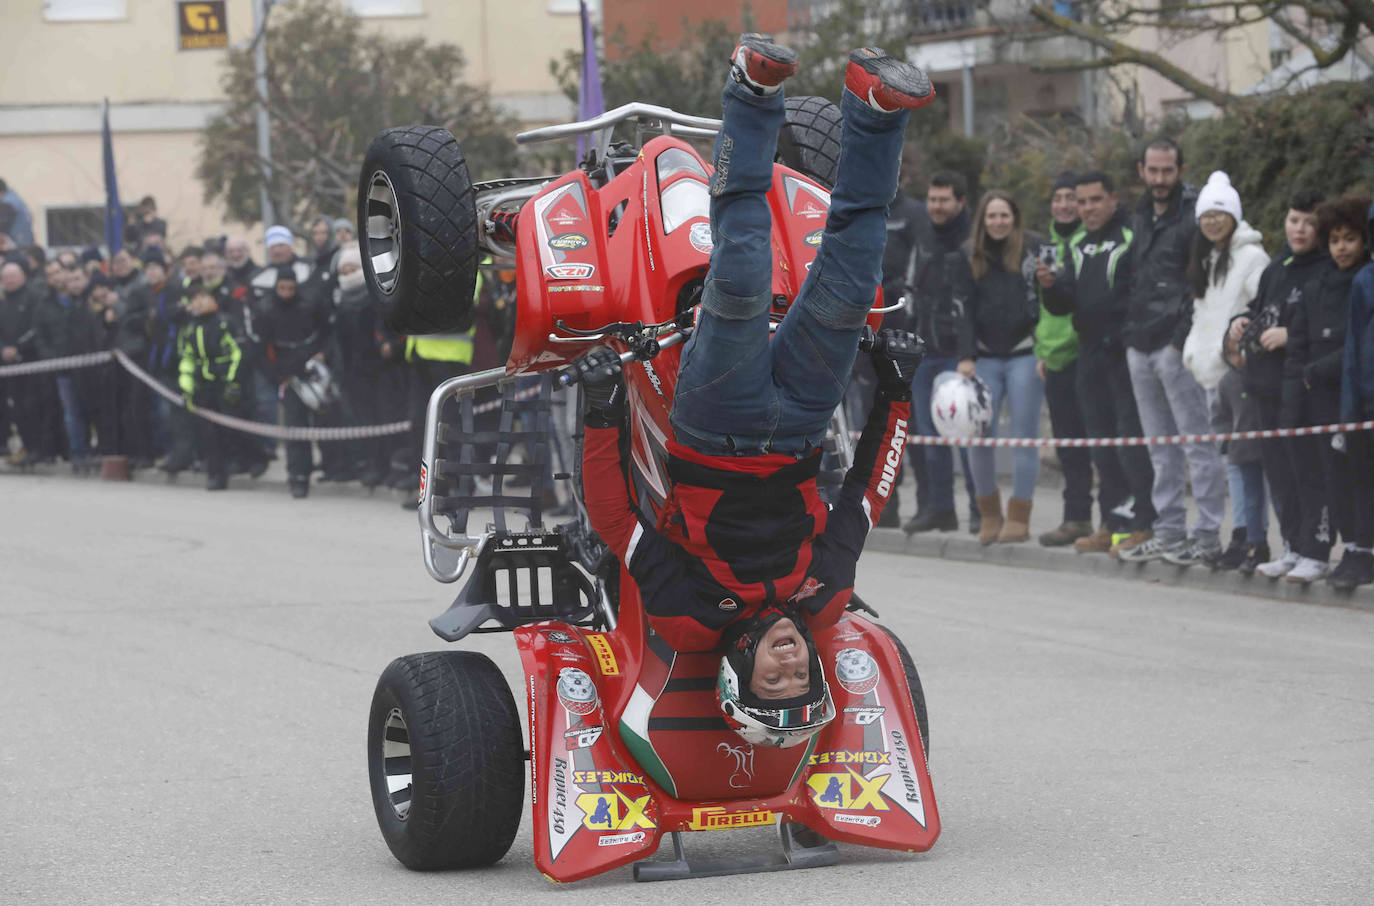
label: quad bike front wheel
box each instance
[879,625,930,756]
[357,125,480,335]
[368,651,524,870]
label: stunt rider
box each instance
[573,36,933,747]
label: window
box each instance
[45,206,108,250]
[43,0,126,21]
[346,0,423,16]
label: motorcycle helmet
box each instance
[289,358,342,412]
[717,607,834,748]
[930,370,992,439]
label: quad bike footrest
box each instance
[429,529,597,642]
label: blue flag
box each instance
[576,0,605,160]
[102,98,124,255]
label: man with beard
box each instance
[1115,137,1226,566]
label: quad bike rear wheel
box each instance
[878,625,930,756]
[368,651,524,870]
[776,95,844,189]
[357,125,479,335]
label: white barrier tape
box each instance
[0,350,115,376]
[18,351,1366,447]
[112,351,412,442]
[890,419,1374,447]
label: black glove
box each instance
[571,347,626,426]
[870,328,924,401]
[222,382,242,407]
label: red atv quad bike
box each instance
[359,98,939,883]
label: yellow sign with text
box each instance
[806,767,890,811]
[577,790,654,831]
[585,632,619,676]
[178,2,228,50]
[687,807,775,831]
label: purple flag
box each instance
[576,0,605,160]
[102,99,124,255]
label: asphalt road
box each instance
[2,471,1371,905]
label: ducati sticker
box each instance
[834,648,880,695]
[545,262,594,280]
[689,221,713,254]
[548,232,589,251]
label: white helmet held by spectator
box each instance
[930,371,992,439]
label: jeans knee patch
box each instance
[702,282,772,322]
[801,279,871,331]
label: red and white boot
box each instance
[730,33,798,96]
[845,47,935,113]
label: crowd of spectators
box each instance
[0,191,515,504]
[868,136,1374,591]
[3,136,1373,589]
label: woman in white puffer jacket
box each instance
[1181,170,1271,562]
[1181,171,1271,391]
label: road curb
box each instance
[865,528,1374,614]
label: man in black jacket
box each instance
[1041,171,1157,552]
[257,267,333,498]
[1,260,47,465]
[34,266,103,471]
[902,170,977,534]
[1118,138,1226,566]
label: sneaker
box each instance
[1108,530,1153,559]
[1040,520,1093,547]
[1237,541,1270,576]
[1327,549,1374,590]
[730,33,798,95]
[1116,534,1181,563]
[903,508,958,535]
[1284,556,1329,584]
[1073,527,1114,554]
[1256,547,1301,579]
[289,476,309,499]
[1163,536,1223,567]
[845,47,935,113]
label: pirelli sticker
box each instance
[585,633,619,676]
[178,2,228,50]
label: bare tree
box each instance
[1024,1,1373,109]
[198,0,516,230]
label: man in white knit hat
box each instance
[1117,137,1228,567]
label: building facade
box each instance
[0,0,586,249]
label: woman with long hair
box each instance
[951,189,1046,543]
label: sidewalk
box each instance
[875,474,1373,613]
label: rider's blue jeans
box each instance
[670,78,909,457]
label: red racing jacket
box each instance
[582,393,910,651]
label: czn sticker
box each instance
[545,262,595,280]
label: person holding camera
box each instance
[1034,171,1099,547]
[950,189,1046,544]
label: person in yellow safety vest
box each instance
[401,258,485,509]
[177,280,255,491]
